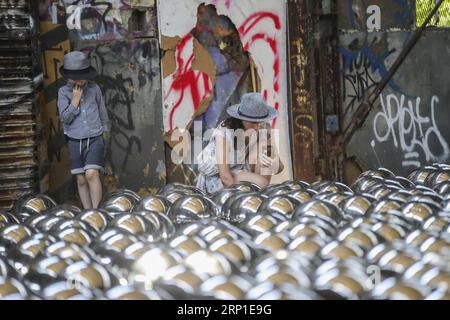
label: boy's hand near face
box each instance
[72,85,83,107]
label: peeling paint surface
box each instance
[157,0,292,183]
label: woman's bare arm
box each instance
[216,134,236,187]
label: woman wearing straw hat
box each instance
[57,51,110,209]
[197,92,284,194]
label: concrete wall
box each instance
[339,0,450,177]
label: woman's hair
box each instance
[221,117,244,130]
[221,117,245,152]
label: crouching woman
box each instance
[197,93,284,194]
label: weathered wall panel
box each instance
[340,1,450,177]
[338,0,415,31]
[157,0,293,185]
[76,38,166,194]
[0,0,42,210]
[39,0,166,200]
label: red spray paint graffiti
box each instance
[165,34,213,130]
[238,12,281,127]
[165,10,282,130]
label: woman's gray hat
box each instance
[227,92,279,122]
[60,51,97,80]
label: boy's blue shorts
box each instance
[67,135,105,175]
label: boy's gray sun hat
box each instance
[227,92,279,122]
[60,51,97,80]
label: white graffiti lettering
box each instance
[366,5,381,31]
[372,93,449,168]
[66,4,84,30]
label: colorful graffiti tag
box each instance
[61,0,156,40]
[373,93,449,168]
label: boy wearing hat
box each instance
[57,51,110,209]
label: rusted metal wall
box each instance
[339,0,450,179]
[0,0,42,210]
[312,0,345,182]
[39,0,166,202]
[287,0,344,183]
[286,0,316,183]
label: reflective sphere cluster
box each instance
[0,165,449,300]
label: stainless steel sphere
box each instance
[408,167,437,185]
[77,209,110,234]
[0,276,29,300]
[109,213,151,237]
[230,182,261,193]
[210,189,240,213]
[200,274,253,300]
[0,211,19,228]
[49,219,98,238]
[257,195,300,219]
[130,246,183,289]
[314,260,369,299]
[46,204,82,219]
[40,280,94,300]
[340,195,374,217]
[156,265,206,296]
[168,195,217,224]
[260,185,292,197]
[311,181,353,194]
[371,278,429,300]
[134,195,171,215]
[219,193,266,223]
[52,227,92,247]
[7,233,57,275]
[13,194,56,222]
[293,199,346,224]
[64,260,116,292]
[134,210,176,241]
[45,241,94,264]
[105,285,164,300]
[286,190,314,204]
[282,180,310,190]
[246,282,320,300]
[0,224,34,255]
[101,189,141,213]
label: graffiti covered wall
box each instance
[39,1,74,203]
[66,0,165,195]
[80,38,166,194]
[339,0,450,176]
[157,0,292,184]
[63,0,157,41]
[39,0,166,201]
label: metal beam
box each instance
[286,0,316,182]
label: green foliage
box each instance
[416,0,450,27]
